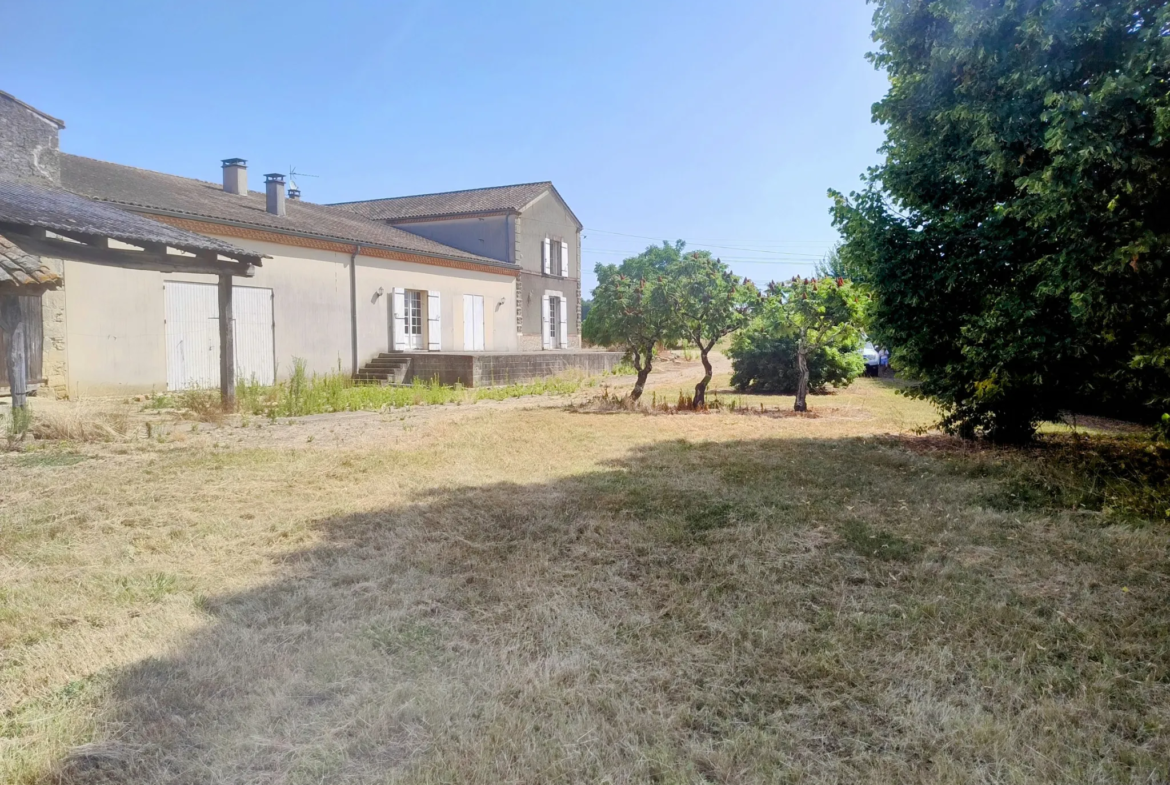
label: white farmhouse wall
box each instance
[353,255,516,360]
[58,234,517,396]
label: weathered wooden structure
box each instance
[0,173,264,411]
[0,232,59,407]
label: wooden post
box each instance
[0,293,28,410]
[218,274,235,412]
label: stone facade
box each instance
[0,92,63,185]
[389,349,619,387]
[39,256,68,397]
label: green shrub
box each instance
[727,329,862,395]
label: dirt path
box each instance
[11,353,730,455]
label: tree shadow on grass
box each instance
[52,437,1170,784]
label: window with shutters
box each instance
[547,238,564,277]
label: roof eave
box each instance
[384,208,520,224]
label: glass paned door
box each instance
[548,296,561,346]
[405,290,424,350]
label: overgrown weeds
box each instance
[230,359,588,418]
[5,404,33,447]
[15,404,132,443]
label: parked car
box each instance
[862,342,880,376]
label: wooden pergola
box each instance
[0,180,265,411]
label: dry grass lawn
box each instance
[1,363,1168,784]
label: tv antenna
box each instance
[287,165,319,193]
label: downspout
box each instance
[350,245,360,377]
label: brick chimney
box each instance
[221,158,247,194]
[264,173,286,216]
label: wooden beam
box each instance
[45,229,110,248]
[218,274,236,412]
[4,232,257,277]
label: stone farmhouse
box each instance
[0,90,613,400]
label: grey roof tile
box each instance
[0,178,253,257]
[328,182,554,221]
[60,155,510,268]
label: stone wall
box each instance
[470,350,616,386]
[0,92,62,184]
[517,333,580,352]
[39,257,68,397]
[393,350,621,387]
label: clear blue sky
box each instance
[2,0,888,294]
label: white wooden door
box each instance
[233,286,275,385]
[164,281,275,390]
[165,282,218,390]
[462,294,484,351]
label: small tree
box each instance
[727,331,863,395]
[583,253,679,401]
[763,277,866,412]
[669,251,756,408]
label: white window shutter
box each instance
[541,294,552,349]
[560,241,569,277]
[427,291,441,351]
[558,297,569,348]
[542,237,551,275]
[462,294,474,351]
[473,296,485,350]
[392,288,406,351]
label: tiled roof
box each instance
[328,181,555,222]
[0,231,61,289]
[0,179,252,257]
[60,155,510,268]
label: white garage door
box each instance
[164,282,275,390]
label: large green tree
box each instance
[669,251,756,408]
[832,0,1170,441]
[583,243,683,401]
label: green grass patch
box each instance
[839,520,922,561]
[114,572,182,604]
[958,434,1170,523]
[12,452,89,468]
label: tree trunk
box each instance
[0,294,28,410]
[630,356,653,402]
[693,346,713,409]
[794,344,809,412]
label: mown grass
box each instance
[1,380,1167,784]
[905,432,1170,525]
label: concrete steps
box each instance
[354,354,412,385]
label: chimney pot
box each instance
[221,158,247,194]
[264,173,286,216]
[288,187,301,200]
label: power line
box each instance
[582,248,822,266]
[583,227,837,257]
[519,216,837,251]
[586,227,835,245]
